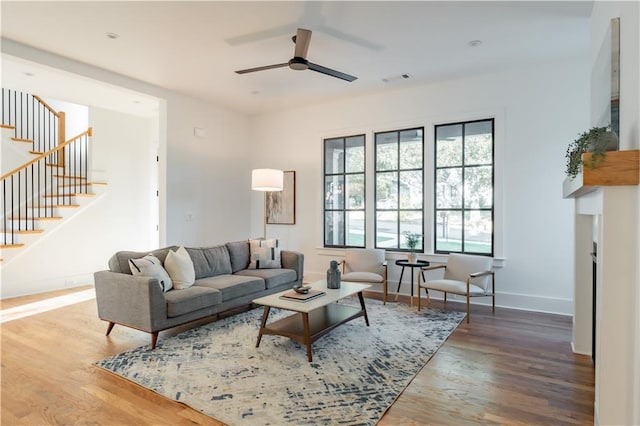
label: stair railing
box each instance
[1,128,92,246]
[1,88,66,162]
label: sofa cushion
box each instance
[165,246,196,289]
[108,246,177,274]
[226,240,250,273]
[248,238,281,269]
[185,246,232,279]
[164,286,222,318]
[128,254,173,292]
[195,275,265,302]
[235,268,297,289]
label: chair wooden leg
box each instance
[418,287,421,311]
[444,292,447,303]
[105,321,115,336]
[383,280,387,305]
[466,295,470,323]
[151,332,159,349]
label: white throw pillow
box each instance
[165,246,196,290]
[129,254,173,292]
[248,238,281,269]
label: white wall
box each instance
[164,95,252,247]
[250,58,589,314]
[588,2,640,425]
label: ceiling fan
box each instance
[235,28,357,82]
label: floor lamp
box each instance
[251,168,283,238]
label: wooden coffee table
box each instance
[252,280,370,362]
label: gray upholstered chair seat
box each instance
[164,286,222,317]
[235,268,297,289]
[341,248,388,303]
[421,279,485,296]
[418,253,495,323]
[342,271,384,283]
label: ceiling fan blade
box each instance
[235,63,289,74]
[308,62,357,82]
[294,28,312,59]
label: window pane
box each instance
[436,124,462,167]
[324,175,344,210]
[464,210,492,254]
[436,168,462,208]
[345,136,365,173]
[399,170,422,209]
[464,166,493,208]
[345,174,364,209]
[464,121,492,165]
[346,211,365,247]
[324,211,344,246]
[376,211,398,248]
[435,210,462,252]
[325,138,344,174]
[376,172,397,209]
[399,211,423,250]
[399,129,422,169]
[376,132,398,171]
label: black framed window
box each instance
[323,135,365,247]
[434,119,494,255]
[374,127,424,251]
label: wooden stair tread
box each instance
[29,151,44,155]
[59,182,107,187]
[0,124,16,130]
[8,216,63,221]
[0,229,44,234]
[54,175,87,180]
[25,204,80,208]
[1,244,25,249]
[42,193,94,198]
[46,163,64,168]
[11,137,32,143]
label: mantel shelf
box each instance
[563,150,639,198]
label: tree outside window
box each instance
[374,127,424,251]
[324,135,365,247]
[435,119,494,255]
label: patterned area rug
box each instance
[95,298,465,425]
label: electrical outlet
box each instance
[184,212,193,222]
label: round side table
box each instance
[395,259,430,306]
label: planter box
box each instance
[563,150,639,198]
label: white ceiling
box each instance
[1,1,592,116]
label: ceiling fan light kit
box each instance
[235,28,357,82]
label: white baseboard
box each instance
[304,271,573,316]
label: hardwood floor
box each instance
[0,287,594,425]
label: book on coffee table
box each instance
[279,289,326,302]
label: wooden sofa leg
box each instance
[151,332,159,349]
[106,322,116,336]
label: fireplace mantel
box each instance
[563,149,639,198]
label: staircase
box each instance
[1,89,106,264]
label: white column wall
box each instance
[250,58,589,314]
[589,2,640,424]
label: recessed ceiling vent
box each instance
[382,74,410,83]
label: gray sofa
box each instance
[94,240,304,348]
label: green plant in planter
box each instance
[565,125,618,179]
[403,231,422,251]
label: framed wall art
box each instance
[266,170,295,225]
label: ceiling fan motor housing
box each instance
[288,57,309,71]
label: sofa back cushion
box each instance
[185,245,232,279]
[226,240,251,273]
[109,246,177,274]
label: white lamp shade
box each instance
[251,168,284,191]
